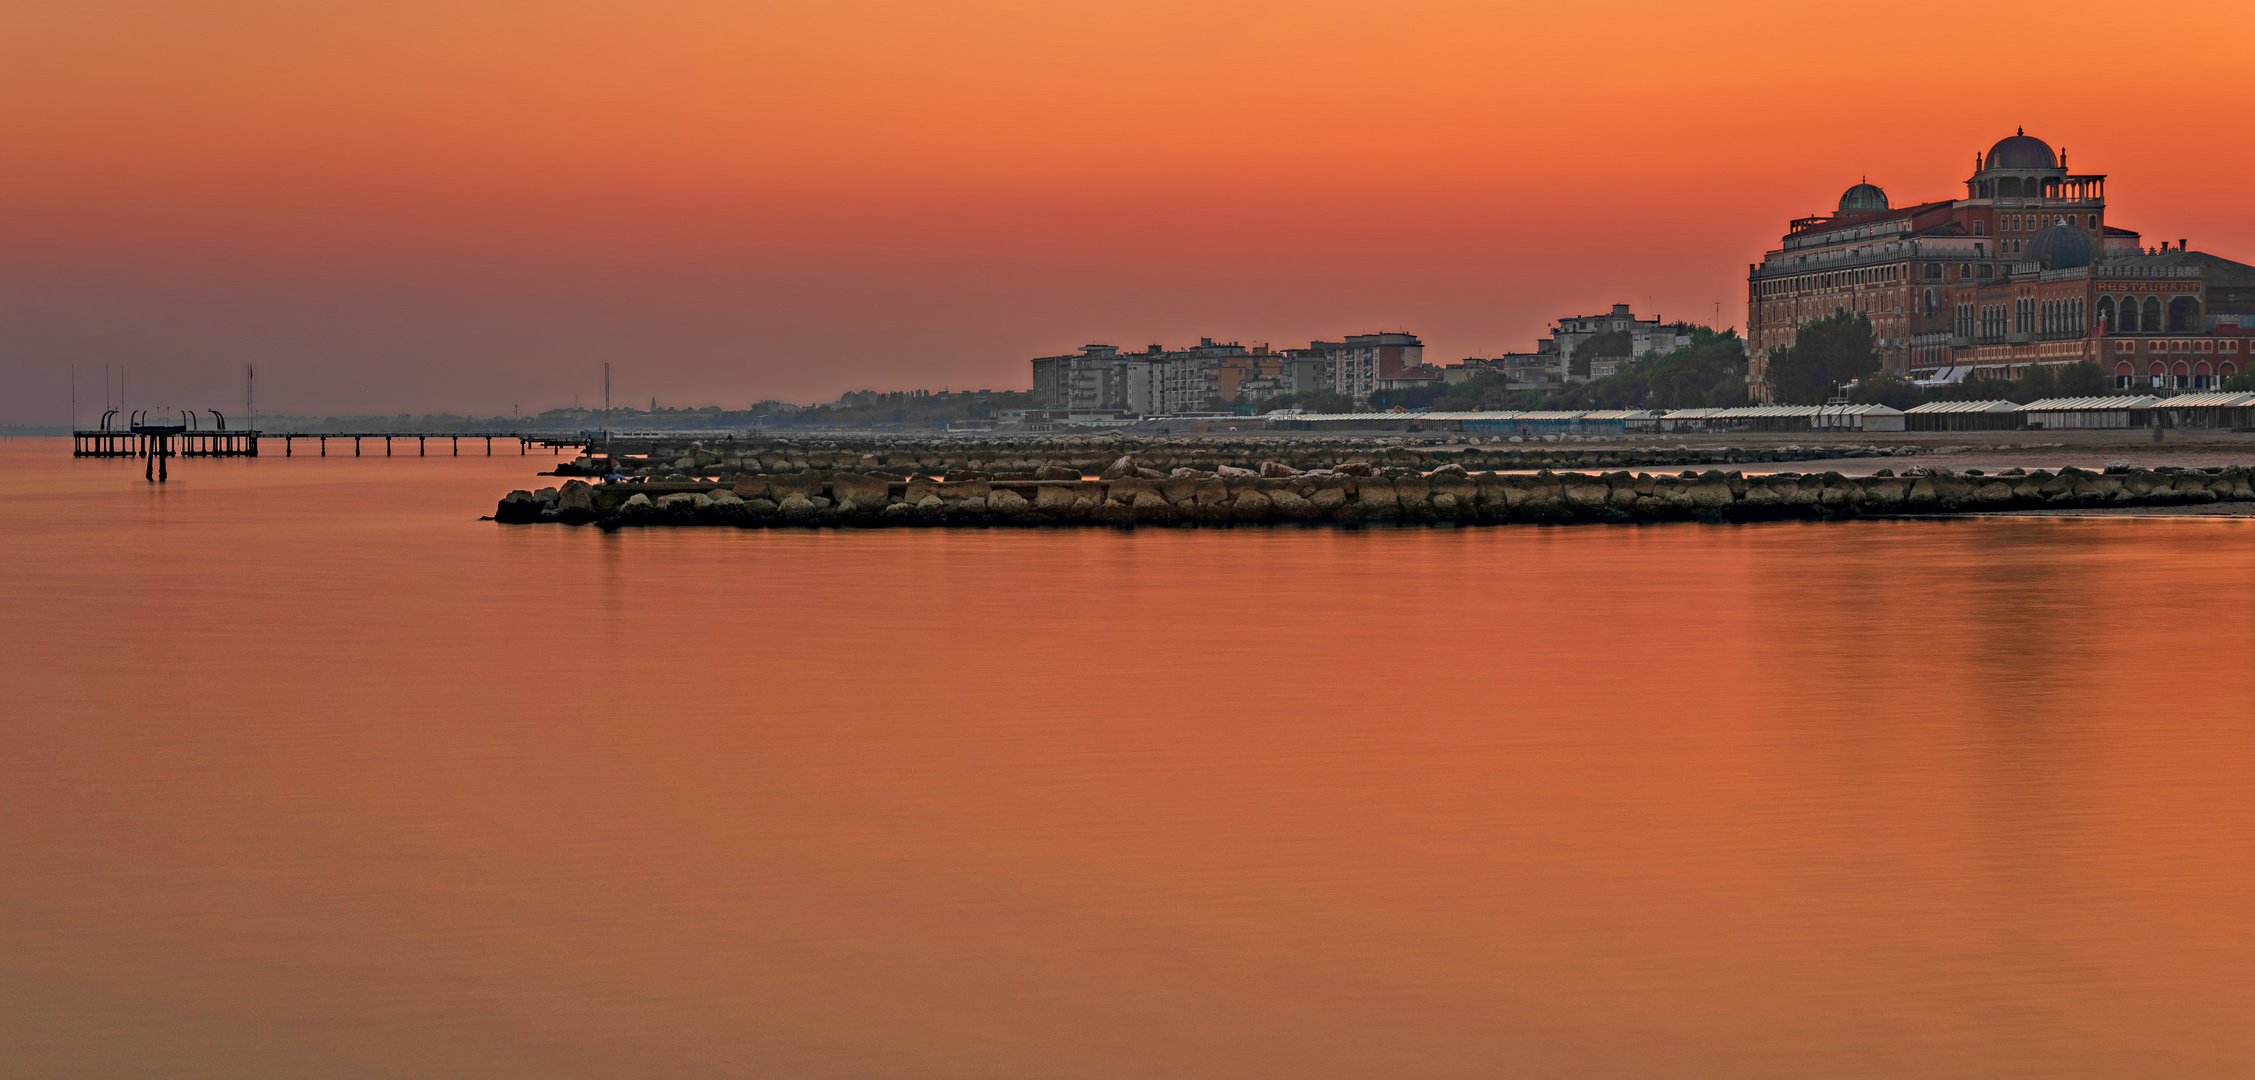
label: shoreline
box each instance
[495,463,2255,530]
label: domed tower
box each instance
[1968,127,2067,201]
[2025,220,2092,270]
[1838,181,1889,213]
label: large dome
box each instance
[1838,182,1889,212]
[2027,220,2091,270]
[1988,128,2056,169]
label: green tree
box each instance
[1766,313,1879,404]
[2054,361,2112,397]
[1850,374,1925,410]
[1570,330,1631,378]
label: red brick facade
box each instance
[1746,130,2255,399]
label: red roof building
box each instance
[1747,129,2255,398]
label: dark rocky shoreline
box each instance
[495,461,2255,529]
[548,438,1936,481]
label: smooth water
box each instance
[4,437,2252,1078]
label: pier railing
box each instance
[71,431,584,459]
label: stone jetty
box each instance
[553,437,1911,481]
[496,458,2255,528]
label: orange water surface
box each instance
[3,436,2252,1078]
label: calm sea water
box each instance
[4,436,2253,1078]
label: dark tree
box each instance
[1848,375,1924,410]
[1766,313,1879,404]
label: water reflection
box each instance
[1,440,2251,1078]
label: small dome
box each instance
[2027,220,2091,270]
[1838,182,1889,212]
[1987,128,2056,170]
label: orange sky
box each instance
[5,0,2253,420]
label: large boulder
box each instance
[1099,454,1139,480]
[1034,484,1081,514]
[495,490,541,523]
[777,494,821,520]
[831,472,893,513]
[1263,488,1312,519]
[1131,490,1176,522]
[988,488,1030,514]
[557,479,596,513]
[1684,481,1734,511]
[770,472,823,499]
[1563,478,1610,511]
[1354,480,1399,519]
[1035,465,1081,481]
[1860,478,1906,511]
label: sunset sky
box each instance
[5,0,2253,422]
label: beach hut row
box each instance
[1920,394,2255,431]
[1264,406,1909,435]
[1265,394,2255,435]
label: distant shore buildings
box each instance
[1449,305,1692,390]
[1030,333,1439,412]
[1748,128,2255,399]
[1029,309,1701,413]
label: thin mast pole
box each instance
[70,362,77,431]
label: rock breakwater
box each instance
[554,438,1931,482]
[495,465,2255,528]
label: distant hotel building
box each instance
[1748,129,2255,397]
[1031,332,1436,412]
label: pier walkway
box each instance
[71,431,581,459]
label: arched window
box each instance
[2097,297,2113,331]
[2087,215,2098,229]
[1999,177,2021,198]
[2169,296,2200,332]
[2142,297,2162,333]
[2116,361,2133,389]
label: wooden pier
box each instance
[73,429,579,459]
